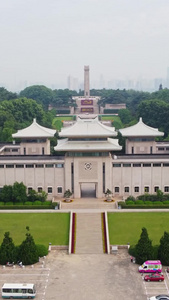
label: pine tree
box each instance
[0,232,16,264]
[18,227,39,265]
[158,231,169,265]
[135,227,153,264]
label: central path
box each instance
[75,212,103,254]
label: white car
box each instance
[149,296,169,300]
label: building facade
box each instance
[0,116,169,200]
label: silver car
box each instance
[149,296,169,300]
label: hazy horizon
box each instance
[1,0,169,92]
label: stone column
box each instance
[84,65,90,97]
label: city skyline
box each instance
[1,0,169,92]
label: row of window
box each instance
[0,164,64,169]
[114,186,169,193]
[28,186,63,194]
[113,163,169,168]
[157,147,169,151]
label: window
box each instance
[124,187,129,193]
[166,147,169,151]
[12,149,18,152]
[57,187,62,193]
[144,186,149,193]
[114,187,119,193]
[28,187,33,193]
[132,147,134,154]
[0,165,4,168]
[45,164,54,168]
[134,186,139,193]
[153,163,161,167]
[133,163,141,167]
[164,186,169,193]
[154,186,159,193]
[143,163,151,167]
[48,187,52,194]
[158,147,164,151]
[16,164,24,168]
[123,164,131,167]
[55,163,64,168]
[113,163,121,167]
[6,164,14,168]
[38,187,42,193]
[163,163,169,167]
[26,164,34,168]
[35,164,44,168]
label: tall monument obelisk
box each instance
[84,65,90,97]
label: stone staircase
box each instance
[75,213,103,254]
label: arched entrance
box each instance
[80,183,96,198]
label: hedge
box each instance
[118,202,169,209]
[0,203,57,210]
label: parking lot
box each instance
[1,250,169,300]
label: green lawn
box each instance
[53,116,74,122]
[101,115,123,129]
[0,213,70,247]
[108,212,169,245]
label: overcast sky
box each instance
[0,0,169,91]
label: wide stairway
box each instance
[75,213,103,254]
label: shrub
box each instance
[33,201,42,205]
[0,202,4,205]
[163,201,169,204]
[153,201,163,205]
[126,200,135,205]
[42,201,51,206]
[5,202,13,205]
[36,244,48,257]
[24,201,33,205]
[135,200,144,205]
[126,196,136,202]
[144,201,153,205]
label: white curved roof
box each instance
[54,138,122,151]
[59,116,117,137]
[12,119,56,138]
[119,117,164,137]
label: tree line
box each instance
[129,227,169,265]
[0,182,47,204]
[0,227,47,265]
[1,85,169,141]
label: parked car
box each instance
[149,296,169,300]
[144,273,164,282]
[166,267,169,273]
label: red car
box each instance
[144,273,164,282]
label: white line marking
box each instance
[0,273,49,276]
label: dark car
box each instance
[144,273,164,282]
[149,295,169,300]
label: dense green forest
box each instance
[0,85,169,143]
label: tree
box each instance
[0,232,16,264]
[18,227,39,265]
[20,85,54,110]
[13,182,27,203]
[118,109,132,125]
[135,227,153,264]
[158,231,169,265]
[0,185,13,202]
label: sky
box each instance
[0,0,169,91]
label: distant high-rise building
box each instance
[84,66,90,97]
